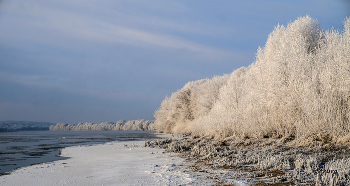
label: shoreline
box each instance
[0,137,215,186]
[146,136,350,185]
[0,130,161,176]
[4,132,348,185]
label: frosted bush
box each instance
[155,16,350,143]
[154,75,229,134]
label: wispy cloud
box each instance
[0,0,241,62]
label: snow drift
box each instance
[155,16,350,143]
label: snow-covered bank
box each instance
[146,136,350,185]
[0,140,214,186]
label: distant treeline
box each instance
[0,121,54,132]
[49,120,155,131]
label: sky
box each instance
[0,0,349,124]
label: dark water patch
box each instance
[0,151,18,154]
[6,146,27,151]
[37,146,64,151]
[8,158,26,161]
[22,151,50,156]
[0,163,16,166]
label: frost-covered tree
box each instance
[154,75,229,134]
[155,16,350,144]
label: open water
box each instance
[0,130,160,175]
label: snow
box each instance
[0,141,209,186]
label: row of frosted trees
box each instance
[49,120,155,131]
[155,16,350,144]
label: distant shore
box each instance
[0,121,54,132]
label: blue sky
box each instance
[0,0,349,123]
